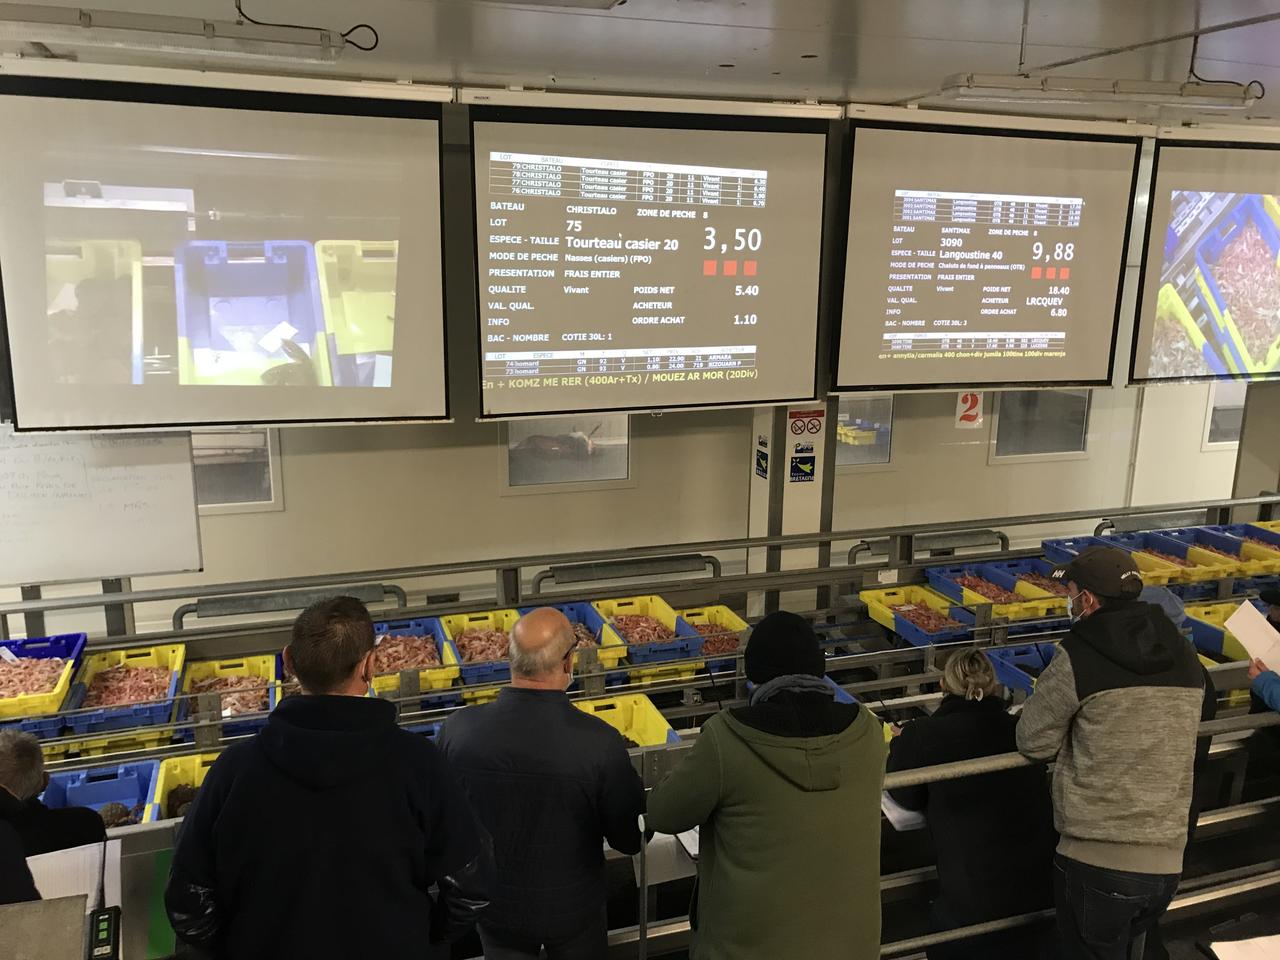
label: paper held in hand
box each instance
[1224,601,1280,667]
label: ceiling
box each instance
[8,0,1280,121]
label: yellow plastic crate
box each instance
[574,694,679,746]
[1132,550,1221,585]
[369,641,460,699]
[439,610,519,651]
[678,605,748,653]
[461,686,502,705]
[70,728,173,759]
[181,654,278,713]
[592,596,681,640]
[1198,654,1250,709]
[858,585,970,639]
[66,643,186,735]
[1183,546,1266,579]
[627,662,703,685]
[1186,603,1250,662]
[147,753,220,822]
[0,635,84,721]
[948,579,1067,622]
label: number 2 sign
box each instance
[955,391,984,430]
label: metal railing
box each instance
[2,492,1277,635]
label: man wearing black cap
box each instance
[1245,588,1280,711]
[645,611,886,960]
[1017,547,1208,960]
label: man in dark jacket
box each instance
[165,596,490,960]
[0,819,38,905]
[646,611,885,960]
[1018,547,1208,960]
[888,648,1057,959]
[0,729,105,857]
[439,607,645,960]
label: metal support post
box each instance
[20,585,44,638]
[637,815,649,960]
[496,567,522,608]
[193,692,223,751]
[102,578,134,637]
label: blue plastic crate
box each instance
[175,240,332,387]
[175,655,279,743]
[371,616,461,705]
[0,633,87,736]
[1212,524,1280,552]
[826,675,857,705]
[1186,599,1268,657]
[1042,536,1108,565]
[43,760,159,816]
[404,721,442,740]
[988,644,1058,696]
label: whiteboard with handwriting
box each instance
[0,426,201,584]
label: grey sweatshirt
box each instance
[1017,601,1207,875]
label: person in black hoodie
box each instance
[887,648,1058,959]
[439,607,644,960]
[1018,548,1209,960]
[0,729,105,857]
[0,819,38,905]
[165,596,490,960]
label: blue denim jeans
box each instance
[1053,854,1179,960]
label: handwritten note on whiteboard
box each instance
[0,426,201,585]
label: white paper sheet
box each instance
[26,840,121,913]
[1210,935,1280,959]
[1224,601,1280,666]
[676,828,700,860]
[634,833,697,886]
[882,791,928,832]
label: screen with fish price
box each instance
[472,115,828,416]
[836,124,1140,390]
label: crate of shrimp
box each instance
[858,585,974,646]
[677,605,748,674]
[988,643,1058,696]
[925,564,1067,622]
[439,610,518,688]
[593,596,703,667]
[44,759,159,829]
[574,694,681,747]
[1153,527,1280,577]
[1093,533,1214,585]
[147,753,220,823]
[176,654,279,741]
[371,617,461,706]
[0,633,87,737]
[516,602,626,674]
[62,643,186,736]
[1202,524,1280,571]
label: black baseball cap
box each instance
[1261,588,1280,607]
[1052,546,1145,600]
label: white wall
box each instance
[1131,383,1238,506]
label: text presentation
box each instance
[836,125,1139,390]
[0,84,447,429]
[472,117,828,416]
[1133,142,1280,383]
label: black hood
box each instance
[258,695,400,790]
[1072,600,1183,676]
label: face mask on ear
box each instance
[1067,591,1082,623]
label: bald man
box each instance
[438,608,644,960]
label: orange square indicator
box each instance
[1059,267,1071,280]
[1046,267,1057,280]
[744,260,758,276]
[703,260,717,276]
[1031,266,1043,279]
[723,260,738,276]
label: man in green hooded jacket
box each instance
[646,611,886,960]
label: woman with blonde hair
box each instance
[887,647,1058,959]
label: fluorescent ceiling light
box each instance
[0,4,343,64]
[938,73,1256,111]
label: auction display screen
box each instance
[836,124,1139,390]
[1132,142,1280,383]
[472,115,828,416]
[0,82,447,429]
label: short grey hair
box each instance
[0,728,45,801]
[509,619,574,680]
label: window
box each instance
[836,396,893,466]
[505,415,630,489]
[993,390,1091,459]
[1204,381,1248,447]
[191,428,283,514]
